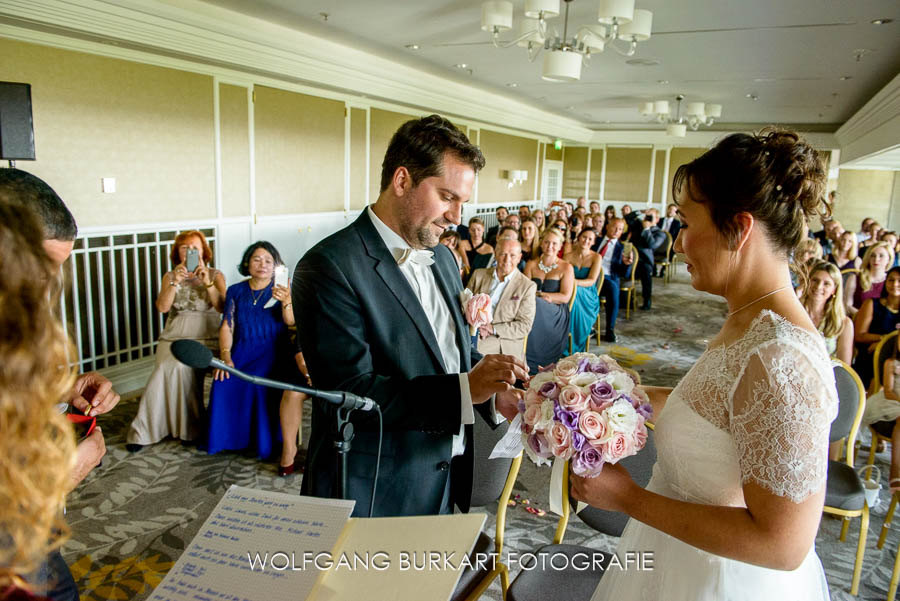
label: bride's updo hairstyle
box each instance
[672,128,829,256]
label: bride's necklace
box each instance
[727,286,788,317]
[538,256,557,274]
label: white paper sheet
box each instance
[147,485,354,601]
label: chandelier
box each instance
[640,95,723,137]
[480,0,653,82]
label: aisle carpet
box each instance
[63,269,898,600]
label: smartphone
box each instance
[66,413,97,440]
[274,265,289,289]
[186,247,199,272]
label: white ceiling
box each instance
[843,145,900,171]
[195,0,900,131]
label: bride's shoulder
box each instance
[737,309,829,361]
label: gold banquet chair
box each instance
[451,414,523,601]
[658,230,674,285]
[822,359,868,596]
[619,250,639,320]
[506,429,658,601]
[566,281,578,355]
[866,331,900,472]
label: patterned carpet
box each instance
[64,268,900,601]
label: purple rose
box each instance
[527,432,552,458]
[518,400,527,413]
[637,403,653,420]
[539,363,556,373]
[553,405,579,430]
[571,430,586,452]
[576,358,591,374]
[589,380,616,405]
[539,381,560,400]
[589,361,610,374]
[572,446,605,477]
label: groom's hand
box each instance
[496,388,524,421]
[468,354,529,405]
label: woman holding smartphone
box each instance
[126,230,226,451]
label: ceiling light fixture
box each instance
[480,0,653,82]
[871,19,893,25]
[404,44,420,50]
[640,94,722,136]
[506,82,519,87]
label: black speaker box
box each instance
[0,82,36,160]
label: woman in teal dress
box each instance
[564,228,603,354]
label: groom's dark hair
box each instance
[379,114,485,193]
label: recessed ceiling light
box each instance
[753,78,776,83]
[746,93,759,101]
[404,44,420,50]
[657,79,669,84]
[454,63,468,69]
[840,75,852,80]
[625,58,660,66]
[871,18,893,25]
[565,105,575,110]
[506,82,518,87]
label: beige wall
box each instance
[562,147,588,200]
[545,144,563,161]
[832,169,895,233]
[605,148,652,203]
[477,130,537,204]
[220,83,250,218]
[588,148,604,201]
[253,85,344,214]
[666,147,706,203]
[369,108,418,203]
[0,38,216,226]
[349,107,367,209]
[651,149,666,205]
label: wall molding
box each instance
[836,73,900,165]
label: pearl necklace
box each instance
[727,286,788,317]
[537,257,557,274]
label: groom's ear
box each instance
[391,166,413,197]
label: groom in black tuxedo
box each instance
[293,115,527,517]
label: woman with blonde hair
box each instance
[532,209,546,233]
[790,238,823,294]
[126,229,226,451]
[800,261,853,364]
[845,240,894,317]
[827,229,860,271]
[523,227,574,373]
[0,199,77,599]
[519,216,541,263]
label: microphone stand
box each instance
[334,409,354,501]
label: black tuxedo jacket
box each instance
[659,217,681,243]
[293,210,493,517]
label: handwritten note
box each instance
[148,485,354,601]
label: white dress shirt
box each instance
[488,268,513,310]
[597,237,618,276]
[367,207,474,456]
[660,217,673,232]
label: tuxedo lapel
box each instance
[355,212,448,372]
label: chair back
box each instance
[841,267,859,289]
[568,280,577,310]
[661,231,673,259]
[872,331,899,393]
[830,360,866,466]
[470,413,514,507]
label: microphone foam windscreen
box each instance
[171,339,213,369]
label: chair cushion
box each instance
[872,420,895,439]
[450,530,494,601]
[825,460,865,511]
[507,544,609,601]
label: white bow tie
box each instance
[397,248,435,266]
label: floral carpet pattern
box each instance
[65,270,897,600]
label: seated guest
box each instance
[845,241,893,317]
[438,229,465,279]
[590,214,606,250]
[518,204,531,219]
[532,209,546,232]
[861,222,884,250]
[858,217,875,244]
[485,205,508,246]
[813,218,842,257]
[801,261,853,364]
[523,228,574,373]
[458,217,493,272]
[790,238,823,295]
[278,353,310,476]
[207,241,294,460]
[596,218,634,343]
[126,230,225,451]
[471,226,517,272]
[466,239,537,361]
[621,204,633,219]
[564,228,603,353]
[0,200,78,601]
[564,215,584,254]
[589,200,601,215]
[882,230,900,267]
[861,333,900,489]
[655,203,681,276]
[504,213,521,233]
[827,229,860,271]
[519,217,541,264]
[632,209,666,310]
[603,204,617,223]
[853,266,900,388]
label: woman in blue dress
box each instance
[564,228,603,354]
[207,241,295,459]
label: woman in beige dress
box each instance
[126,230,225,449]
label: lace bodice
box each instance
[654,310,838,505]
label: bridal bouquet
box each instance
[492,352,652,478]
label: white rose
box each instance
[571,371,600,390]
[604,399,638,433]
[605,370,635,395]
[537,400,556,431]
[529,371,556,390]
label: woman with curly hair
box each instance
[0,199,78,600]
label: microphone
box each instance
[171,339,376,412]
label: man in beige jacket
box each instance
[466,239,537,361]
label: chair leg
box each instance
[499,564,510,601]
[840,516,850,541]
[889,544,900,601]
[850,506,869,596]
[880,492,900,549]
[568,333,573,355]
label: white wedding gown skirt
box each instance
[593,313,835,601]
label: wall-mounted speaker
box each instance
[0,82,36,160]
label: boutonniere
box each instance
[511,295,520,301]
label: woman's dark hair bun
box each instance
[756,127,829,220]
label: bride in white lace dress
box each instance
[573,129,838,601]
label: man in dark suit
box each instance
[485,205,508,247]
[656,203,681,277]
[293,115,527,518]
[596,218,634,342]
[632,209,667,310]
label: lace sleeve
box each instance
[730,341,837,503]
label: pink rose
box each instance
[525,389,542,407]
[548,422,574,460]
[465,294,492,331]
[578,410,610,441]
[605,431,635,464]
[523,404,542,428]
[633,416,648,450]
[554,358,579,379]
[558,385,589,412]
[630,385,650,406]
